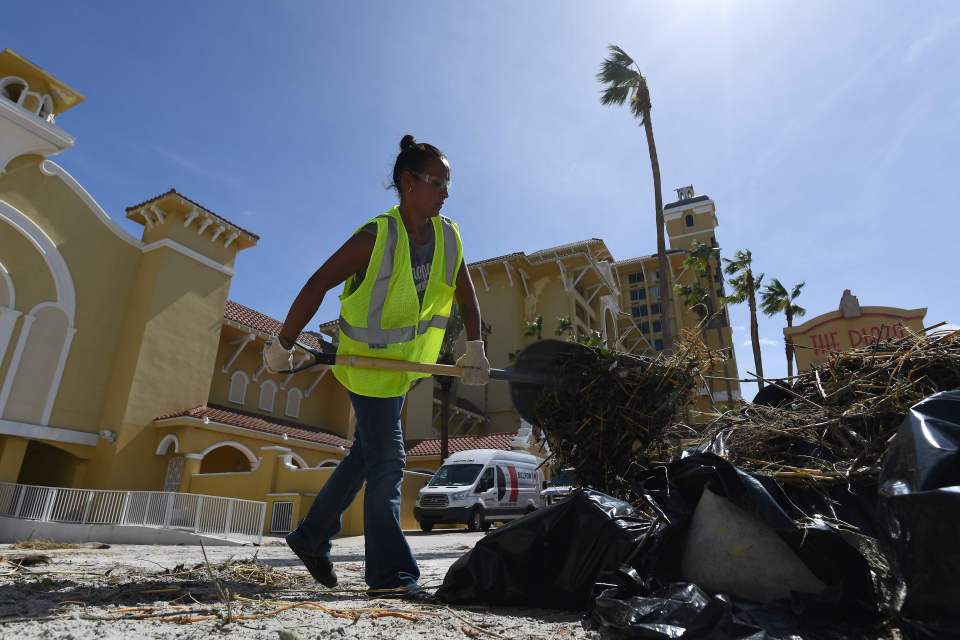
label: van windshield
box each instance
[428,464,484,487]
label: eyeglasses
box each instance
[413,172,451,191]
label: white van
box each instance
[414,449,544,532]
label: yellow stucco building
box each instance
[0,50,438,537]
[0,50,738,540]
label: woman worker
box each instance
[262,135,489,601]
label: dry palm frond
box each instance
[537,328,960,499]
[12,539,84,550]
[682,328,960,480]
[536,331,715,500]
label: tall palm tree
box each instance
[759,279,806,380]
[598,45,674,351]
[723,250,765,389]
[676,241,733,405]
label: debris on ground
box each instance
[496,326,960,638]
[12,539,110,550]
[0,553,51,570]
[0,539,586,639]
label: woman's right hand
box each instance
[263,338,295,374]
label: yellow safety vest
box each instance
[333,206,463,397]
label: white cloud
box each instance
[733,325,746,333]
[151,145,243,188]
[742,337,779,348]
[904,20,959,64]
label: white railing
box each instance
[0,482,266,545]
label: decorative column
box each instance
[178,453,204,493]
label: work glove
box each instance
[263,337,295,374]
[457,340,490,386]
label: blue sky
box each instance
[6,1,960,398]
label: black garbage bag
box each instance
[436,490,649,610]
[592,568,776,639]
[878,389,960,639]
[587,453,887,639]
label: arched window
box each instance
[259,380,277,412]
[285,388,302,418]
[0,77,27,104]
[39,95,54,122]
[2,303,73,425]
[685,214,694,227]
[228,371,248,405]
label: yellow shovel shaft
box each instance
[335,354,464,378]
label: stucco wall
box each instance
[208,326,352,440]
[186,450,428,535]
[0,157,141,432]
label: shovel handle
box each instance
[283,342,537,383]
[335,354,464,377]
[285,343,465,377]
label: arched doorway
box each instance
[17,440,80,487]
[198,442,256,474]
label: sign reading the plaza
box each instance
[784,290,926,371]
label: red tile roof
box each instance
[156,404,351,449]
[126,188,260,240]
[224,300,328,352]
[406,432,518,457]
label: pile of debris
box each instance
[508,326,960,638]
[535,331,721,500]
[539,326,960,490]
[686,327,960,481]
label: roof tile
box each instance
[406,432,518,457]
[224,300,328,352]
[126,188,260,240]
[156,404,351,449]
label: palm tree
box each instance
[723,250,765,389]
[437,305,465,462]
[598,45,674,351]
[676,240,733,404]
[759,279,806,380]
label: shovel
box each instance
[284,338,592,425]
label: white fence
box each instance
[0,482,266,545]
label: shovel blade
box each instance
[503,339,594,426]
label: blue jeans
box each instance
[290,392,419,590]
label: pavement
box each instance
[0,528,595,639]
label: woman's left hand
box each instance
[457,340,490,385]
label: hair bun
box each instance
[400,134,417,151]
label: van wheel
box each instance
[467,507,484,532]
[420,522,434,532]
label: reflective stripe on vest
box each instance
[338,215,458,347]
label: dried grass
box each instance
[684,327,960,480]
[12,539,83,550]
[536,330,718,500]
[537,326,960,498]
